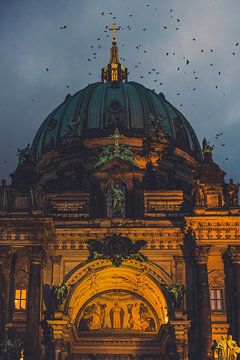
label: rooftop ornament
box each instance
[202,137,214,163]
[96,128,136,167]
[101,23,128,83]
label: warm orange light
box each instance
[15,289,27,310]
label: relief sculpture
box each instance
[78,291,157,333]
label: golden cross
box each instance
[109,23,120,43]
[109,128,125,152]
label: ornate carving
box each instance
[202,137,214,162]
[225,246,240,264]
[43,283,68,317]
[16,144,32,164]
[87,234,147,266]
[194,246,211,264]
[78,291,156,333]
[192,179,206,207]
[111,183,125,215]
[27,246,45,264]
[226,179,239,207]
[96,144,136,167]
[166,283,185,311]
[212,335,240,359]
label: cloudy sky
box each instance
[1,0,240,182]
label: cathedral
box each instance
[1,26,240,360]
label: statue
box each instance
[110,301,124,329]
[48,283,68,311]
[166,283,185,311]
[111,183,125,215]
[212,335,240,359]
[67,115,82,136]
[84,303,102,330]
[227,179,239,207]
[150,113,163,132]
[192,179,206,207]
[202,137,214,162]
[16,144,32,164]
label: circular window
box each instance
[109,101,122,113]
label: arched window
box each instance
[210,283,224,311]
[15,289,27,310]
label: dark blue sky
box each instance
[1,0,240,182]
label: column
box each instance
[7,252,16,323]
[51,255,62,284]
[0,246,11,336]
[171,319,191,360]
[193,245,212,360]
[25,246,44,360]
[226,246,240,344]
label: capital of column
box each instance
[225,246,240,264]
[174,255,185,264]
[27,246,45,264]
[51,255,62,265]
[194,245,211,264]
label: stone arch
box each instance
[64,259,171,329]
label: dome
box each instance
[31,81,201,160]
[31,31,202,161]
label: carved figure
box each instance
[67,115,82,136]
[150,113,165,133]
[131,302,142,330]
[110,301,124,329]
[50,283,68,310]
[227,179,239,207]
[212,335,240,360]
[86,303,102,330]
[167,283,185,311]
[16,144,32,164]
[111,183,125,215]
[87,234,147,266]
[202,137,214,162]
[192,179,206,207]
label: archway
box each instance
[62,259,173,359]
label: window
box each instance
[210,288,224,311]
[15,289,27,310]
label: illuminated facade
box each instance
[0,27,240,360]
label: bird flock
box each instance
[2,2,239,170]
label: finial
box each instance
[101,23,128,83]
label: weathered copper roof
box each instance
[31,81,202,160]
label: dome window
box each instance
[109,101,122,113]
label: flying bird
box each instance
[60,25,67,30]
[45,68,49,71]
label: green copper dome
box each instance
[31,81,202,160]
